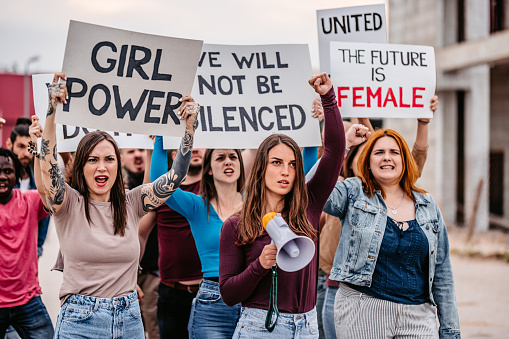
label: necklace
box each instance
[386,192,405,215]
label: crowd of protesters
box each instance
[0,71,461,339]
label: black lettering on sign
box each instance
[289,105,305,130]
[113,85,148,121]
[223,107,240,132]
[239,107,258,132]
[88,84,111,116]
[91,41,117,73]
[144,90,165,123]
[126,45,151,80]
[151,49,172,81]
[162,92,182,125]
[321,13,384,34]
[64,78,88,112]
[63,125,80,139]
[258,106,274,131]
[198,52,222,67]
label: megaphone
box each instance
[262,212,316,272]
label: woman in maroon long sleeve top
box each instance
[219,73,345,337]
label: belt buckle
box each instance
[187,285,193,293]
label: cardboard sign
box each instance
[33,74,153,152]
[163,44,321,149]
[330,41,436,118]
[317,4,387,75]
[55,21,203,137]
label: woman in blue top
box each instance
[324,129,461,339]
[151,137,244,339]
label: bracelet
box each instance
[417,119,430,125]
[28,140,40,158]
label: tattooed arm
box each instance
[140,96,199,212]
[38,73,68,214]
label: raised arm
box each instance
[38,73,68,214]
[306,73,346,213]
[28,115,48,208]
[413,95,438,177]
[140,96,199,212]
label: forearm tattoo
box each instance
[47,83,62,117]
[40,139,50,161]
[47,161,65,210]
[141,170,182,212]
[141,125,195,211]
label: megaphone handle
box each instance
[264,265,279,332]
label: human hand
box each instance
[308,73,332,96]
[136,284,144,302]
[0,117,5,129]
[178,95,199,129]
[29,115,43,142]
[259,243,277,269]
[345,123,371,148]
[48,73,68,106]
[418,95,438,125]
[311,97,324,122]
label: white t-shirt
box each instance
[19,178,31,192]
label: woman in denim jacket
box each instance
[324,129,460,339]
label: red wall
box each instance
[0,73,35,147]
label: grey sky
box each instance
[0,0,384,74]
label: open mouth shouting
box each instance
[224,168,235,177]
[95,175,109,187]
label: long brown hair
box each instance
[70,131,127,236]
[356,129,426,200]
[237,134,315,246]
[199,149,245,217]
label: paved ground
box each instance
[38,221,509,338]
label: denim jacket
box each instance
[324,177,461,339]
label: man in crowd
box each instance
[5,121,50,258]
[0,148,54,338]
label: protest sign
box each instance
[163,44,321,149]
[317,4,387,75]
[55,21,203,137]
[33,74,153,152]
[330,41,435,118]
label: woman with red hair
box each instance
[324,129,460,339]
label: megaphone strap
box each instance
[265,265,279,332]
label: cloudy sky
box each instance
[0,0,385,74]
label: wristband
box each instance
[417,119,430,125]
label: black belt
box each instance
[204,277,219,282]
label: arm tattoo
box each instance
[40,139,50,161]
[141,125,195,211]
[180,124,195,156]
[47,161,65,211]
[47,84,61,117]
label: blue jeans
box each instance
[188,279,240,339]
[322,285,338,338]
[316,274,326,338]
[0,296,54,339]
[233,307,319,338]
[54,291,144,339]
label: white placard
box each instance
[163,44,321,149]
[33,74,153,152]
[55,21,203,137]
[317,4,387,75]
[330,41,436,118]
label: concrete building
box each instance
[386,0,509,231]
